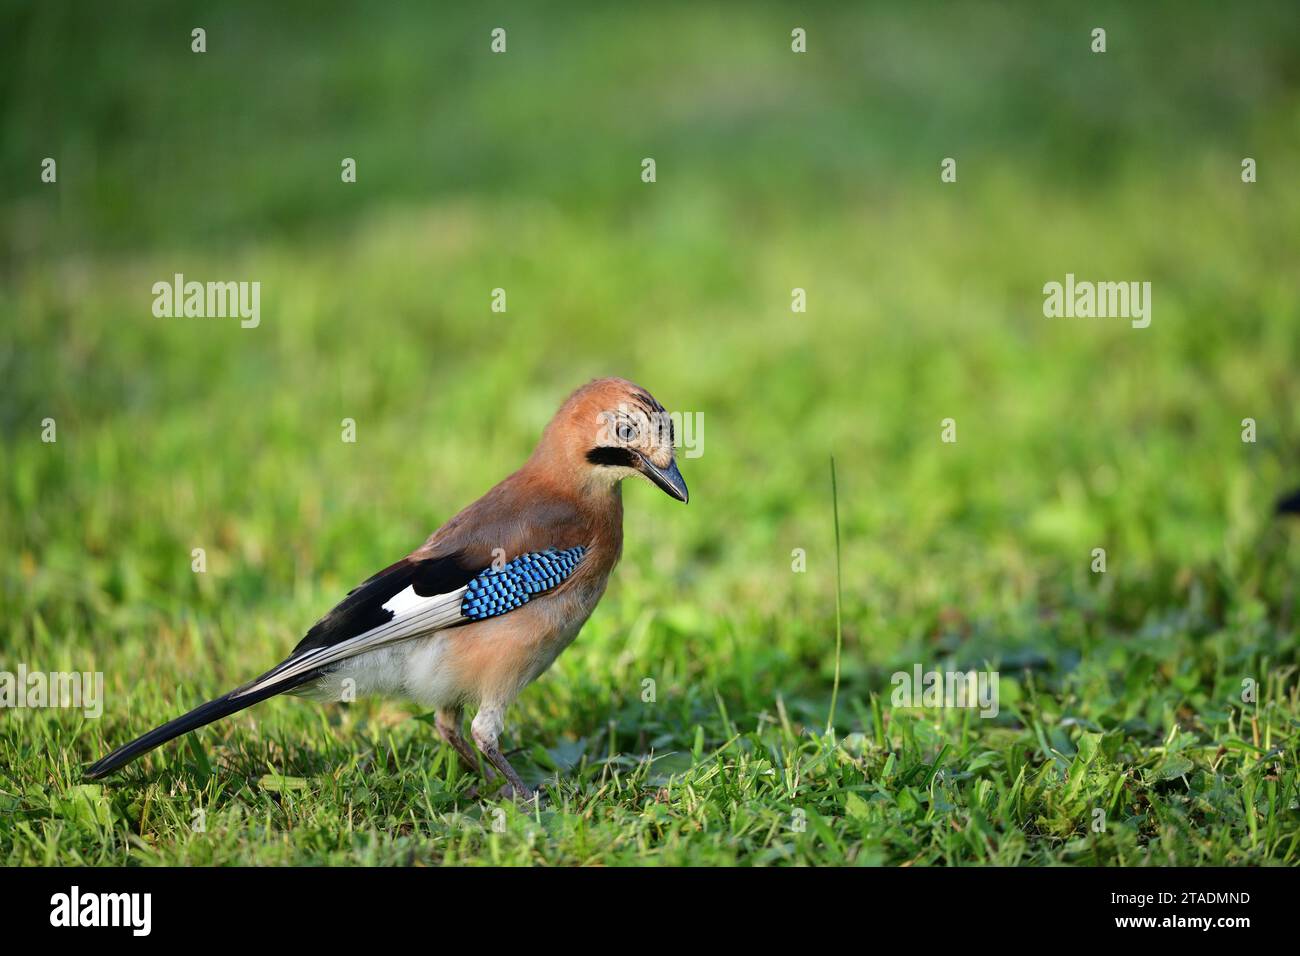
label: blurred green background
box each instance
[2,1,1300,864]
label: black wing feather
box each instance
[291,552,476,656]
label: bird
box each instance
[85,377,689,799]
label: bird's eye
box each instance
[616,421,638,444]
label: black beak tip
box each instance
[641,456,689,504]
[664,473,689,504]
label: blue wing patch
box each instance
[460,547,587,621]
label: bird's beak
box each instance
[638,455,689,503]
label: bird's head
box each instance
[535,377,689,503]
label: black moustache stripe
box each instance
[586,446,638,468]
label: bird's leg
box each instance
[435,707,496,785]
[471,705,533,801]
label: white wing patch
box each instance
[383,585,427,616]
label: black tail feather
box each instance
[1277,488,1300,515]
[84,669,317,781]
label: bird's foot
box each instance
[496,781,536,802]
[463,780,538,802]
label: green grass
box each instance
[3,0,1300,865]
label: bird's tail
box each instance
[1277,489,1300,515]
[83,667,318,780]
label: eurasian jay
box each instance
[86,378,688,798]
